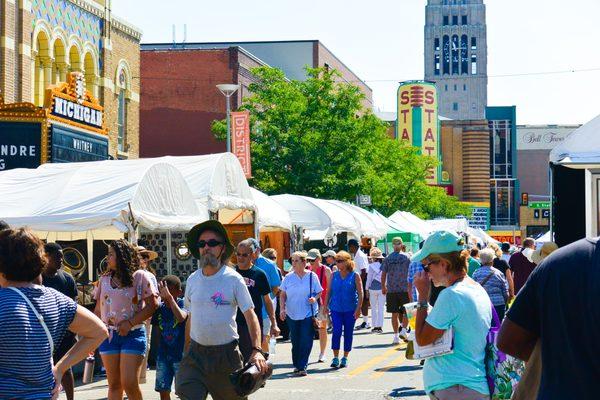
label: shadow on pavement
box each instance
[375,365,422,373]
[354,343,398,349]
[387,386,427,398]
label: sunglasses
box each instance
[335,259,346,263]
[268,256,277,261]
[236,252,251,257]
[141,254,150,260]
[423,260,439,273]
[196,239,223,249]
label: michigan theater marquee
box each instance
[0,72,109,171]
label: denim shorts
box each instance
[99,327,147,356]
[155,359,181,392]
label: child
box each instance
[154,275,188,400]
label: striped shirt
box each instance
[472,265,509,306]
[0,286,78,399]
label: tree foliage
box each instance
[212,66,469,219]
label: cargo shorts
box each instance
[175,339,246,400]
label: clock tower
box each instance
[424,0,487,120]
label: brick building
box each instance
[0,0,141,167]
[139,40,373,157]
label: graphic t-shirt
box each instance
[381,252,410,293]
[254,255,282,320]
[154,298,187,363]
[235,265,271,328]
[184,265,254,346]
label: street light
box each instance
[216,83,240,153]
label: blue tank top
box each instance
[329,271,358,312]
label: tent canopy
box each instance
[0,161,205,233]
[550,114,600,167]
[427,218,469,233]
[388,211,433,238]
[251,188,292,232]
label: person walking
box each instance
[530,241,558,266]
[0,228,108,399]
[467,248,481,277]
[509,238,536,294]
[323,250,338,271]
[366,247,385,333]
[381,237,411,343]
[234,239,278,362]
[42,242,79,400]
[154,275,188,400]
[472,248,509,320]
[488,242,515,302]
[498,238,596,399]
[323,251,363,368]
[500,242,512,263]
[348,239,370,329]
[279,251,322,376]
[175,221,267,400]
[412,230,491,400]
[307,248,331,362]
[94,239,159,400]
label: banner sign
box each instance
[489,230,522,246]
[528,201,550,209]
[468,207,490,230]
[50,125,109,163]
[397,81,440,184]
[0,122,42,171]
[231,111,251,178]
[516,126,578,150]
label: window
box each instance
[452,15,458,25]
[117,89,127,152]
[453,102,459,111]
[445,84,448,91]
[451,35,459,74]
[463,84,467,91]
[454,84,457,91]
[434,38,440,51]
[471,54,477,74]
[461,35,469,74]
[443,15,449,25]
[442,35,450,74]
[462,15,468,25]
[471,37,477,50]
[324,63,330,72]
[434,54,441,75]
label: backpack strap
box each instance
[480,271,495,287]
[8,287,54,354]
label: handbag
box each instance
[229,359,274,396]
[485,304,525,399]
[309,271,322,330]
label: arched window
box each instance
[83,52,97,98]
[451,35,459,74]
[52,38,67,84]
[461,35,469,74]
[117,69,128,153]
[442,35,450,74]
[33,30,51,106]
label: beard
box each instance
[198,253,221,269]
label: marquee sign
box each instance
[45,72,106,135]
[51,125,109,163]
[0,122,42,171]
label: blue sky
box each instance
[113,0,600,125]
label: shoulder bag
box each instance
[308,272,322,330]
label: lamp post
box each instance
[216,83,240,153]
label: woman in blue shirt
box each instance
[323,251,363,369]
[411,231,491,400]
[0,228,108,400]
[279,251,322,376]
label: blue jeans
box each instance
[331,310,356,352]
[286,316,314,371]
[155,358,180,392]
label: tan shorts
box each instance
[175,340,246,400]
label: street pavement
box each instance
[61,316,428,400]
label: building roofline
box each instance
[314,40,372,92]
[140,45,270,68]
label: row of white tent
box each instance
[0,152,490,244]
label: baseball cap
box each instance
[392,237,403,245]
[347,239,359,247]
[306,248,322,260]
[323,250,337,258]
[411,230,466,262]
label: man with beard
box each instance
[175,221,268,400]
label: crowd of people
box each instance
[1,216,598,400]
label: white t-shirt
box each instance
[353,248,369,272]
[184,265,254,346]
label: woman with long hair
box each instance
[94,239,159,400]
[279,251,322,376]
[323,250,363,368]
[412,231,491,399]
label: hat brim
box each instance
[531,250,543,265]
[410,248,428,263]
[141,250,159,261]
[187,220,234,260]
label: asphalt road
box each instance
[61,316,429,399]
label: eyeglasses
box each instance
[268,256,277,261]
[196,239,223,249]
[292,258,305,263]
[236,252,251,257]
[335,259,345,263]
[423,260,439,273]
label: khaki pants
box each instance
[175,340,246,400]
[429,385,490,400]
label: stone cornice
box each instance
[111,15,143,42]
[66,0,105,18]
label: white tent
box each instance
[388,211,433,238]
[329,200,388,239]
[550,114,600,167]
[250,188,292,232]
[427,218,469,233]
[0,161,204,235]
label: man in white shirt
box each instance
[348,239,370,330]
[176,221,268,400]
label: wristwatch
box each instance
[252,346,269,359]
[417,301,429,310]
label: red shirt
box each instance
[310,264,329,305]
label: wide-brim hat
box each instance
[411,230,466,263]
[135,246,159,261]
[187,220,234,260]
[369,247,384,259]
[531,242,558,265]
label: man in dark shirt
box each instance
[509,237,536,293]
[498,238,599,399]
[42,243,78,400]
[234,239,277,361]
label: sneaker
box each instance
[340,357,348,368]
[399,327,409,342]
[355,321,367,330]
[318,354,327,363]
[377,327,384,333]
[392,335,400,345]
[371,327,378,333]
[330,357,340,368]
[298,369,308,376]
[365,322,372,329]
[293,368,299,374]
[327,327,333,334]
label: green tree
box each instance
[212,66,469,219]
